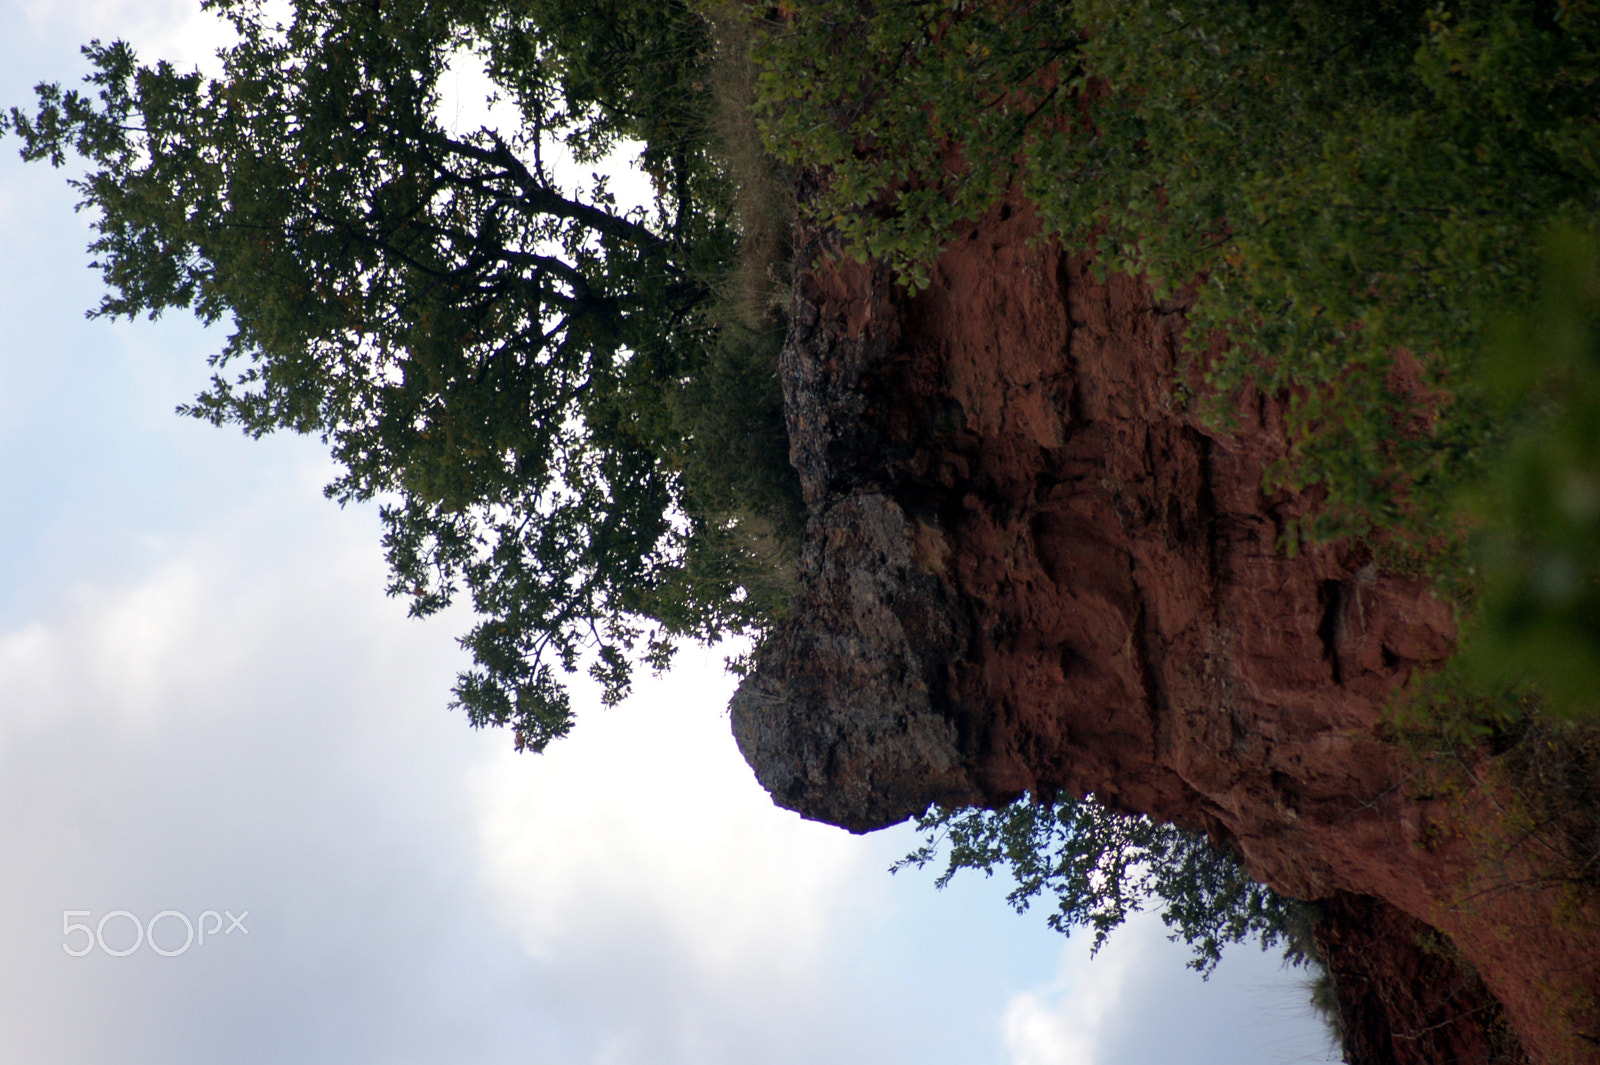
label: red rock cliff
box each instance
[731,212,1600,1064]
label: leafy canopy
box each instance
[5,0,800,750]
[753,0,1600,549]
[897,795,1318,976]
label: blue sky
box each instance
[0,2,1339,1062]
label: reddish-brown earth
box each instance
[731,208,1600,1063]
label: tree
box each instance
[5,0,800,750]
[896,794,1318,977]
[12,1,1595,1005]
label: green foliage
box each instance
[749,0,1600,547]
[4,0,801,750]
[1457,231,1600,716]
[895,794,1318,976]
[751,0,1075,289]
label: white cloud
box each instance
[0,562,221,739]
[996,909,1345,1065]
[469,646,865,987]
[0,483,537,1065]
[437,47,522,141]
[1001,922,1142,1065]
[15,0,239,74]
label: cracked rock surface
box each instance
[732,211,1600,1064]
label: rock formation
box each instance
[732,208,1600,1064]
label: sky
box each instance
[0,2,1341,1063]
